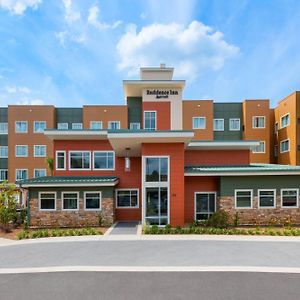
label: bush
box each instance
[207,210,230,229]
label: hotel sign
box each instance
[146,89,179,99]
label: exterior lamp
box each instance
[125,147,131,172]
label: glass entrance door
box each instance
[195,192,216,220]
[145,187,168,225]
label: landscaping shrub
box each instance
[207,210,230,229]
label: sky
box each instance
[0,0,300,108]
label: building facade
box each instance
[3,65,300,227]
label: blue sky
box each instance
[0,0,300,107]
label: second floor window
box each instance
[16,169,28,181]
[0,123,8,134]
[130,123,141,130]
[34,145,46,157]
[16,145,28,157]
[69,151,90,169]
[90,121,103,130]
[0,146,8,158]
[252,116,265,128]
[72,123,83,130]
[34,121,46,133]
[34,169,46,178]
[108,121,120,130]
[57,123,68,130]
[229,118,240,131]
[213,119,224,131]
[56,151,66,170]
[252,141,265,153]
[93,151,115,170]
[193,117,206,129]
[0,169,8,181]
[144,111,156,131]
[280,139,290,153]
[15,121,28,133]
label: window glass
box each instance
[34,145,46,157]
[90,121,102,129]
[72,123,83,130]
[70,152,90,169]
[235,190,252,208]
[281,114,290,128]
[62,193,78,210]
[253,117,265,128]
[34,169,46,178]
[56,151,65,169]
[40,193,56,210]
[130,123,140,130]
[0,169,8,181]
[116,190,138,208]
[146,157,168,182]
[0,146,8,158]
[193,117,206,129]
[16,169,28,180]
[0,123,8,134]
[16,145,28,157]
[85,192,101,210]
[213,119,224,131]
[93,152,114,169]
[144,112,156,130]
[229,119,240,131]
[34,121,46,133]
[108,121,120,130]
[282,190,298,207]
[259,190,275,208]
[57,123,68,130]
[252,141,265,153]
[15,121,27,133]
[280,140,289,153]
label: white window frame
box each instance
[34,145,46,157]
[130,122,141,130]
[93,151,115,170]
[252,116,265,129]
[90,121,103,130]
[0,146,8,158]
[15,121,28,133]
[0,123,8,134]
[39,192,56,211]
[194,192,217,220]
[235,189,253,209]
[84,191,102,211]
[280,139,290,153]
[213,119,224,131]
[72,123,83,130]
[192,117,206,129]
[258,189,276,209]
[15,169,28,181]
[0,169,8,181]
[229,118,240,131]
[281,188,299,208]
[33,121,46,133]
[15,145,28,157]
[34,169,46,178]
[57,123,69,130]
[62,191,79,211]
[280,113,290,129]
[252,141,265,153]
[143,111,157,131]
[69,151,91,170]
[108,121,121,130]
[56,150,66,170]
[116,189,139,209]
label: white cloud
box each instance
[87,5,121,30]
[117,21,239,79]
[62,0,80,23]
[0,0,41,15]
[17,98,45,105]
[55,31,85,46]
[4,85,31,94]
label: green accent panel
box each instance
[0,135,7,146]
[29,186,115,199]
[0,108,8,122]
[220,176,300,196]
[127,97,142,128]
[56,108,82,128]
[213,103,243,140]
[0,158,8,169]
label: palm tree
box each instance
[46,157,54,176]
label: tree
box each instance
[46,157,54,176]
[0,181,18,232]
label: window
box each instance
[252,116,265,128]
[34,121,46,133]
[56,151,66,170]
[229,118,240,131]
[69,151,91,170]
[72,123,83,130]
[15,121,28,133]
[34,145,46,157]
[235,190,253,208]
[84,192,101,210]
[281,114,290,129]
[93,151,114,170]
[16,169,28,181]
[130,123,141,130]
[146,157,168,182]
[252,141,265,153]
[39,192,56,211]
[62,192,79,210]
[34,169,46,178]
[0,123,8,134]
[258,189,276,208]
[90,121,103,130]
[281,189,298,208]
[144,111,156,131]
[15,145,28,157]
[193,117,206,129]
[108,121,120,130]
[213,119,224,131]
[57,123,68,130]
[280,139,290,153]
[116,189,138,208]
[195,192,216,220]
[0,169,8,181]
[0,146,8,158]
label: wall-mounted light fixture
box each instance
[125,147,131,172]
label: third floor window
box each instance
[193,117,206,129]
[34,121,46,133]
[252,116,265,128]
[15,121,28,133]
[144,111,156,131]
[280,114,290,129]
[0,123,8,134]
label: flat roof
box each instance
[187,140,260,150]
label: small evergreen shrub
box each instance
[207,210,230,229]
